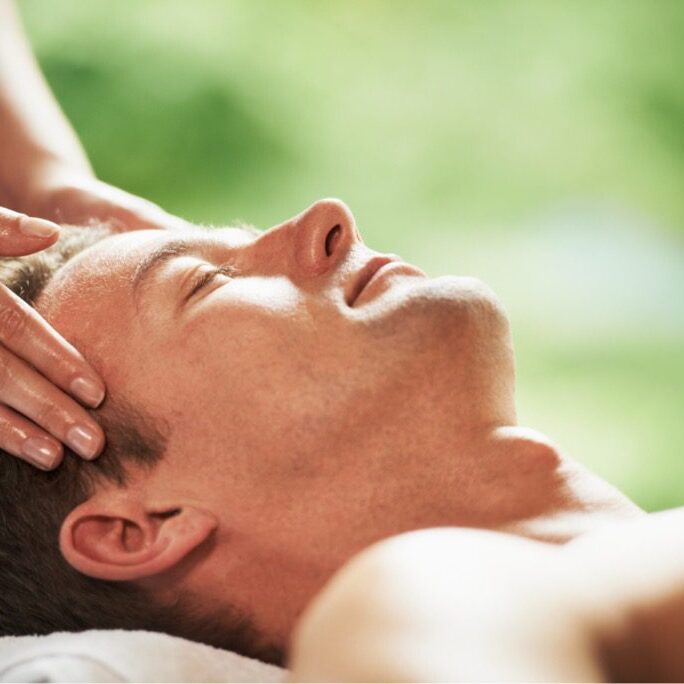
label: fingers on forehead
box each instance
[0,404,63,470]
[0,286,104,406]
[0,347,104,460]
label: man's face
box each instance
[42,199,513,634]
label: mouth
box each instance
[346,256,397,307]
[346,255,427,307]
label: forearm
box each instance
[0,0,92,208]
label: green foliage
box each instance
[19,0,684,510]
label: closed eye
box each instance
[185,264,237,302]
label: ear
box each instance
[59,493,218,581]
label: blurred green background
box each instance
[19,0,684,511]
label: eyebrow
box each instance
[131,225,261,301]
[131,238,197,300]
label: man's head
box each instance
[0,227,273,661]
[2,198,518,659]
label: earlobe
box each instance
[59,495,218,581]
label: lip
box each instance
[346,256,397,307]
[347,257,426,307]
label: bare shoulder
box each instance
[567,506,684,681]
[289,528,598,681]
[290,514,684,681]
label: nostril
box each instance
[325,224,342,257]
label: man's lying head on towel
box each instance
[0,199,639,665]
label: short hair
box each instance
[0,227,280,664]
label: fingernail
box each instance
[66,425,102,460]
[70,376,105,407]
[19,216,60,238]
[22,437,62,470]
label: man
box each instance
[1,198,645,670]
[1,0,678,677]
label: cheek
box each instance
[219,275,300,313]
[180,278,312,360]
[149,302,305,416]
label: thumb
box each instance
[0,206,60,257]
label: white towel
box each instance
[0,630,285,683]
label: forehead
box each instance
[40,226,254,356]
[46,225,255,299]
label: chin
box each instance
[358,273,515,430]
[430,274,503,306]
[364,274,512,368]
[380,274,508,327]
[433,275,509,354]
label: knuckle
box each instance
[0,406,29,457]
[0,417,16,451]
[0,210,23,243]
[33,402,68,433]
[38,345,74,379]
[0,300,27,344]
[0,349,13,389]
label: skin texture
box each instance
[43,198,641,651]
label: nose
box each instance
[273,198,360,277]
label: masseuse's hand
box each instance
[20,164,189,232]
[0,206,105,470]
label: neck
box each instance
[187,425,644,659]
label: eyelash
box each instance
[186,264,238,300]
